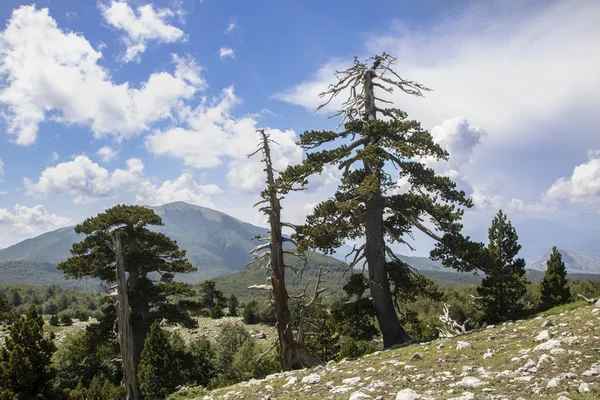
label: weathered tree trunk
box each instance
[261,133,319,370]
[362,68,413,349]
[111,232,141,400]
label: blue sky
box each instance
[0,0,599,255]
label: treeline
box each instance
[0,284,104,322]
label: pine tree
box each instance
[138,322,177,399]
[280,53,483,348]
[227,295,239,317]
[0,305,56,399]
[478,210,529,321]
[0,294,18,325]
[58,204,197,398]
[540,247,571,309]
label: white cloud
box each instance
[219,47,234,60]
[0,204,71,248]
[24,155,222,207]
[275,0,600,148]
[545,150,600,206]
[51,152,59,162]
[225,18,239,34]
[135,172,222,207]
[0,6,204,145]
[96,146,118,162]
[146,86,305,193]
[99,1,186,63]
[0,157,4,177]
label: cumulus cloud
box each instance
[0,204,71,248]
[99,1,186,62]
[96,146,118,162]
[219,47,234,60]
[0,6,204,145]
[545,150,600,206]
[146,86,306,193]
[275,0,600,147]
[24,155,221,207]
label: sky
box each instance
[0,0,599,255]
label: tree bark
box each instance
[112,232,141,400]
[261,132,319,370]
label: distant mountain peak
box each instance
[528,249,600,275]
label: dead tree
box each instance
[577,294,598,305]
[248,129,320,371]
[437,303,471,338]
[107,231,141,400]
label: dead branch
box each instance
[437,303,471,338]
[577,294,598,304]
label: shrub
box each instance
[49,314,60,326]
[60,314,73,326]
[242,300,259,324]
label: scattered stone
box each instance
[595,299,600,308]
[456,376,486,388]
[448,392,475,400]
[255,331,267,339]
[483,350,493,359]
[349,391,371,400]
[533,339,562,351]
[535,330,551,341]
[592,308,600,315]
[330,386,353,393]
[410,352,424,360]
[283,376,297,387]
[486,325,495,329]
[436,343,445,349]
[556,397,572,400]
[550,348,566,355]
[546,378,559,389]
[558,322,568,327]
[456,341,471,350]
[301,373,321,384]
[578,382,590,393]
[342,377,361,385]
[537,354,555,366]
[395,388,421,400]
[541,320,554,328]
[582,369,599,377]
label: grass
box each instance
[170,302,600,399]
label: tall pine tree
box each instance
[478,210,528,321]
[280,53,483,348]
[138,322,178,400]
[540,247,570,309]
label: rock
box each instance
[301,373,321,384]
[410,352,424,360]
[436,343,445,349]
[395,388,421,400]
[448,392,475,400]
[533,339,562,351]
[556,397,572,400]
[582,369,599,377]
[342,377,361,385]
[546,378,559,389]
[535,330,551,341]
[486,324,495,329]
[481,322,488,328]
[456,341,471,350]
[595,299,600,308]
[565,372,577,379]
[578,382,590,393]
[349,391,371,400]
[541,320,554,327]
[537,354,555,366]
[550,348,566,355]
[558,322,568,327]
[456,376,486,388]
[330,386,353,393]
[283,376,297,387]
[483,350,493,359]
[255,331,267,339]
[592,308,600,315]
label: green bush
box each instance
[60,314,73,326]
[138,322,179,399]
[49,314,60,326]
[242,300,259,324]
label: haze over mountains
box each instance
[0,202,598,290]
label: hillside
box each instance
[528,249,600,274]
[172,302,600,399]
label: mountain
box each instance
[527,248,600,274]
[0,202,275,287]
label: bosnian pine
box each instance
[540,246,570,309]
[281,53,482,348]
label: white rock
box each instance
[578,382,590,393]
[582,369,599,377]
[550,348,566,355]
[283,376,297,387]
[456,377,486,388]
[395,388,421,400]
[565,372,577,379]
[483,350,493,359]
[436,343,445,349]
[537,354,555,366]
[535,330,551,342]
[410,352,423,360]
[556,397,572,400]
[595,299,600,308]
[546,378,559,389]
[495,370,515,379]
[448,392,475,400]
[349,391,371,400]
[533,339,562,351]
[456,341,471,350]
[592,308,600,315]
[541,320,554,328]
[486,324,495,329]
[342,377,361,385]
[301,373,321,384]
[330,386,353,393]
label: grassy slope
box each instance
[172,302,600,399]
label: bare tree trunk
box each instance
[111,232,141,400]
[260,132,319,370]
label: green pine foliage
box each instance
[138,322,178,399]
[0,305,56,399]
[227,294,239,317]
[0,294,19,325]
[541,247,571,309]
[478,210,529,321]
